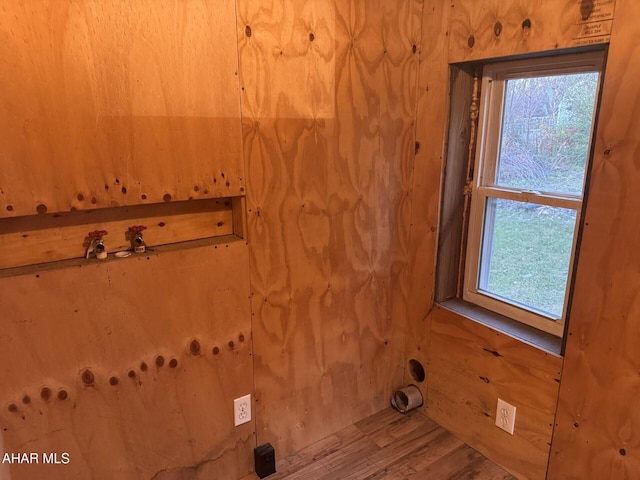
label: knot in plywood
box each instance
[494,21,503,37]
[81,369,95,386]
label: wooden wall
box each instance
[3,1,640,479]
[0,241,254,480]
[427,306,561,479]
[404,0,452,404]
[549,0,640,478]
[1,0,427,477]
[0,2,254,479]
[238,0,423,458]
[0,0,243,217]
[408,1,618,479]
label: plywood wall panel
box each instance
[0,242,254,480]
[428,306,562,480]
[404,0,452,400]
[239,0,422,458]
[0,0,243,218]
[548,1,640,478]
[449,0,615,63]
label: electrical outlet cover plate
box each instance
[234,394,252,427]
[495,398,516,435]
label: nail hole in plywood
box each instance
[409,359,426,383]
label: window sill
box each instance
[438,298,563,356]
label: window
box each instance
[463,52,604,337]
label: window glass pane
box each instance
[478,198,577,319]
[496,72,599,196]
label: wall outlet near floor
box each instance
[234,394,252,426]
[495,398,516,435]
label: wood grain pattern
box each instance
[548,1,640,478]
[404,0,452,407]
[242,408,515,480]
[0,199,234,269]
[238,0,422,458]
[0,0,243,218]
[449,0,615,63]
[427,306,562,480]
[0,242,254,480]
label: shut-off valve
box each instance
[86,230,108,260]
[128,225,147,253]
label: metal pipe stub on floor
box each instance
[391,385,423,413]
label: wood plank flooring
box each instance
[242,408,516,480]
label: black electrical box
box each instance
[254,443,276,478]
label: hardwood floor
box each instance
[242,408,516,480]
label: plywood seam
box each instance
[233,0,259,451]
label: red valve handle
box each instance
[128,225,147,233]
[88,230,108,238]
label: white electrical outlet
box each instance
[234,394,251,426]
[495,398,516,435]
